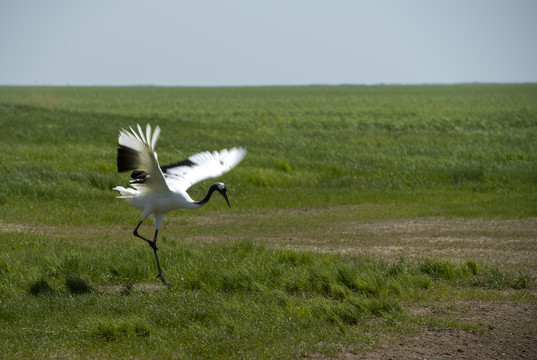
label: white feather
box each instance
[118,124,168,194]
[164,147,247,192]
[150,125,160,149]
[114,124,246,213]
[113,124,246,285]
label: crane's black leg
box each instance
[150,229,169,285]
[133,220,153,246]
[133,221,170,286]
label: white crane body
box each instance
[113,124,246,284]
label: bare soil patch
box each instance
[341,301,537,360]
[95,283,167,294]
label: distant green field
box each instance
[0,85,536,359]
[0,85,537,224]
[0,84,536,224]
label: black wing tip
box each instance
[117,145,140,173]
[161,159,196,173]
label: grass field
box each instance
[0,85,536,358]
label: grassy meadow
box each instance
[0,85,536,358]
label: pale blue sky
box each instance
[1,0,536,86]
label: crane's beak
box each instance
[220,189,231,208]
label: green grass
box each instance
[0,84,536,358]
[0,84,536,222]
[0,234,532,359]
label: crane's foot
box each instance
[151,245,169,286]
[156,272,170,286]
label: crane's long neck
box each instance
[195,184,219,207]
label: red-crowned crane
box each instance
[113,124,246,285]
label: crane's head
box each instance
[214,182,231,208]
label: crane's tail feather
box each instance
[113,186,137,198]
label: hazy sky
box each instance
[1,0,536,86]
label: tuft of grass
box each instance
[29,278,55,296]
[469,266,529,289]
[275,159,292,173]
[465,259,480,275]
[65,276,92,295]
[512,272,528,289]
[419,259,457,281]
[91,317,152,341]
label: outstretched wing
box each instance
[162,147,247,192]
[117,124,169,193]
